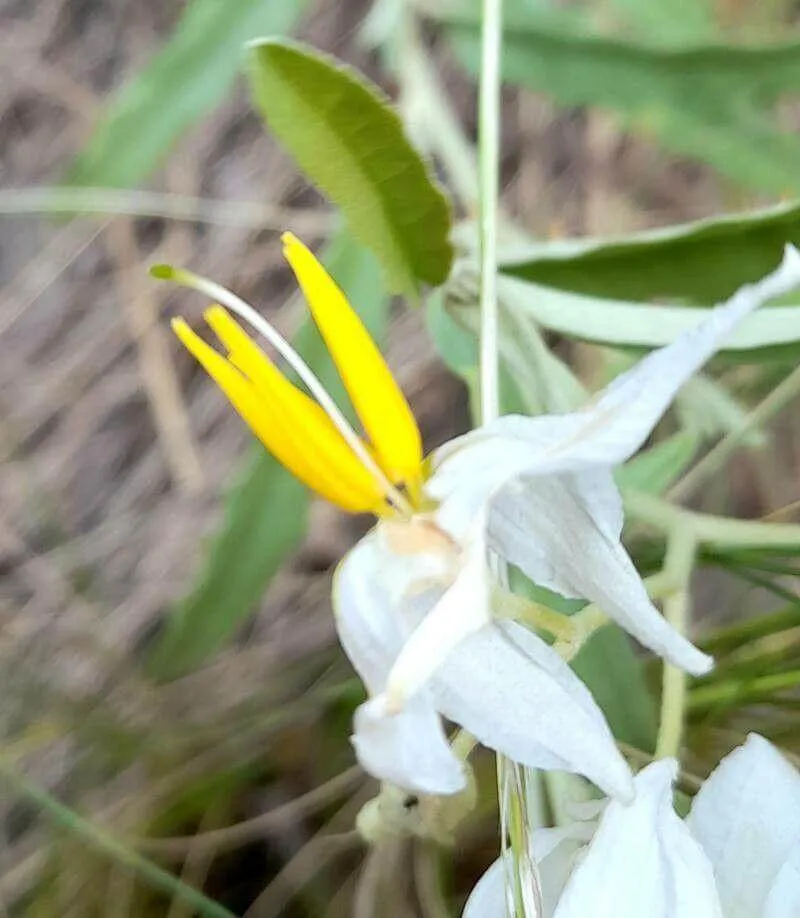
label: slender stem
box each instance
[670,362,800,503]
[688,668,800,711]
[699,604,800,654]
[0,761,236,918]
[478,0,503,427]
[625,490,800,549]
[396,15,479,209]
[0,186,332,234]
[696,639,800,683]
[477,4,537,916]
[655,529,697,760]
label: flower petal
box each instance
[687,733,800,918]
[488,471,711,674]
[173,315,383,513]
[434,246,800,483]
[462,856,507,918]
[383,536,491,712]
[333,535,465,794]
[554,760,722,918]
[764,840,800,918]
[352,694,465,794]
[429,619,634,801]
[282,232,422,491]
[462,824,589,918]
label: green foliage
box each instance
[0,760,237,918]
[496,273,800,361]
[148,232,387,680]
[147,453,307,680]
[606,0,716,42]
[448,15,800,198]
[572,625,658,752]
[616,432,700,496]
[500,201,800,304]
[71,0,307,187]
[248,39,454,296]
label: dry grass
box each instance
[1,0,799,914]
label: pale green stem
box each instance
[0,186,332,233]
[0,759,236,918]
[625,489,800,549]
[396,15,479,209]
[655,528,698,760]
[476,2,533,915]
[688,668,800,711]
[478,0,503,427]
[700,604,800,654]
[670,362,800,503]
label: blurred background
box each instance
[2,0,800,915]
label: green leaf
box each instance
[607,0,716,43]
[71,0,307,187]
[499,200,800,304]
[248,39,453,295]
[490,273,800,361]
[572,625,658,752]
[616,432,700,496]
[146,454,307,680]
[448,17,800,200]
[425,291,527,416]
[147,231,387,679]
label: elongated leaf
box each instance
[616,432,700,496]
[608,0,716,42]
[500,200,800,303]
[248,39,453,295]
[148,232,387,679]
[442,261,800,364]
[426,291,528,416]
[449,17,800,199]
[573,626,658,752]
[492,273,800,359]
[71,0,307,187]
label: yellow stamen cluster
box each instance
[171,233,422,517]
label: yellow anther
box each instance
[172,316,386,514]
[281,232,423,498]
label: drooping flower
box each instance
[463,734,800,918]
[161,232,633,801]
[424,245,800,681]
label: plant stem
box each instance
[625,490,800,549]
[0,760,236,918]
[655,529,697,760]
[478,0,503,428]
[477,3,536,916]
[396,14,479,209]
[670,362,800,502]
[688,668,800,712]
[699,603,800,653]
[0,186,332,233]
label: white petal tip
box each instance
[782,243,800,270]
[687,649,714,677]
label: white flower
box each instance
[428,246,800,677]
[165,233,633,800]
[463,734,800,918]
[335,523,633,799]
[165,234,800,801]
